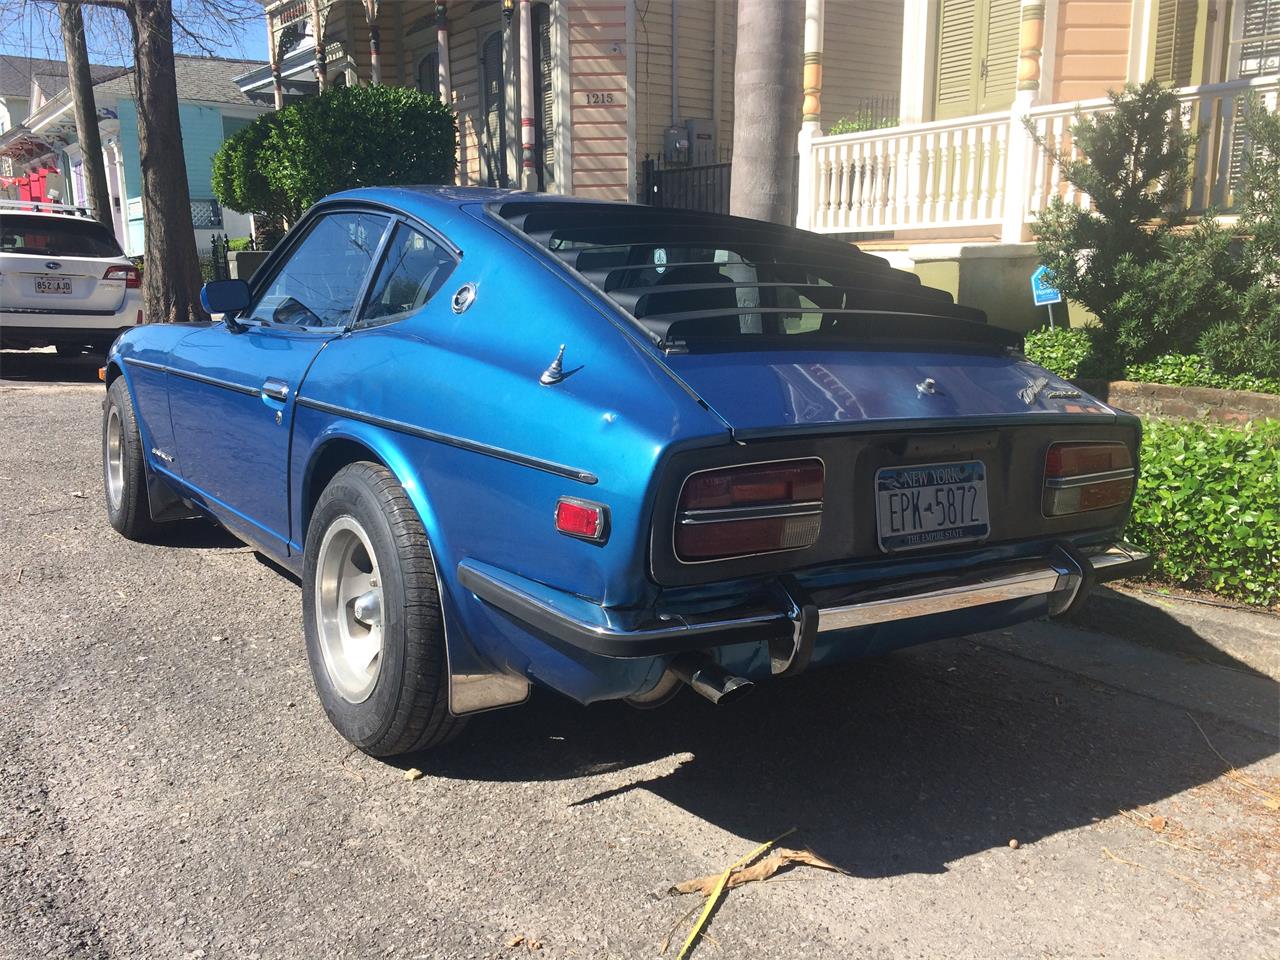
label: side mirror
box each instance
[201,279,251,316]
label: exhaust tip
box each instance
[671,654,754,705]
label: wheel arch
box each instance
[299,435,391,547]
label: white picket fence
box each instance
[798,75,1280,239]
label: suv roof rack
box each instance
[0,199,95,218]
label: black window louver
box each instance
[489,201,1018,353]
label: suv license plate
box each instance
[875,460,990,553]
[35,278,72,295]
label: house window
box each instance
[418,51,441,98]
[190,199,223,229]
[1236,0,1280,78]
[481,31,507,187]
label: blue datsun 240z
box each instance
[101,186,1152,756]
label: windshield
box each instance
[0,215,124,258]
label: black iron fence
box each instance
[639,152,732,215]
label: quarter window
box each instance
[357,222,456,326]
[247,211,389,328]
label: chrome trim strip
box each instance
[1044,468,1135,489]
[816,566,1064,632]
[296,396,599,485]
[123,357,261,397]
[680,501,825,523]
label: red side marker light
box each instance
[555,497,608,542]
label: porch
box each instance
[796,74,1280,242]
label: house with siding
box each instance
[0,55,272,256]
[242,0,904,204]
[795,0,1280,328]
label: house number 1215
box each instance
[585,92,616,104]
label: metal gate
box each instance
[639,154,732,215]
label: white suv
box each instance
[0,200,143,355]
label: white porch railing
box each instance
[799,75,1280,240]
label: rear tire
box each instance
[302,462,463,757]
[103,378,158,541]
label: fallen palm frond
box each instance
[664,828,846,959]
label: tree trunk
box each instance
[129,0,206,323]
[59,0,112,227]
[729,0,803,224]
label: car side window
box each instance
[356,222,457,327]
[246,211,390,328]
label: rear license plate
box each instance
[875,460,990,553]
[35,277,72,295]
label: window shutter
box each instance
[481,32,507,187]
[1152,0,1199,87]
[979,0,1020,113]
[534,3,555,190]
[935,0,979,120]
[418,52,440,96]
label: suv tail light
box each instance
[1043,442,1135,516]
[103,265,141,288]
[675,459,824,562]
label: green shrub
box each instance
[1123,353,1280,394]
[227,237,253,252]
[828,115,899,135]
[213,85,457,222]
[1031,82,1280,381]
[1127,418,1280,607]
[1024,327,1097,380]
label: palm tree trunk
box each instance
[128,0,206,323]
[59,0,112,227]
[729,0,803,224]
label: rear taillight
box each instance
[103,265,141,288]
[675,459,824,562]
[1043,442,1135,516]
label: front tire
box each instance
[103,378,157,541]
[302,462,462,757]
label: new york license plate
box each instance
[875,460,990,553]
[35,277,72,295]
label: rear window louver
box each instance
[490,201,1018,353]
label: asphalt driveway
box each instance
[2,350,1278,959]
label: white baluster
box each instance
[993,122,1007,222]
[965,127,980,222]
[922,131,937,226]
[949,128,963,221]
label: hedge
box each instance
[1127,418,1280,607]
[1025,327,1280,395]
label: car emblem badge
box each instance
[1018,375,1051,405]
[46,261,61,270]
[916,377,940,396]
[451,283,476,314]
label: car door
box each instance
[167,208,392,555]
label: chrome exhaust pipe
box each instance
[670,654,753,705]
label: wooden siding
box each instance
[634,0,736,164]
[822,0,903,123]
[569,1,630,200]
[1051,0,1132,102]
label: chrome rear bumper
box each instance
[457,542,1152,664]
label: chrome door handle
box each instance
[262,378,290,401]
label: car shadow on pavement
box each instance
[0,349,106,383]
[419,614,1278,879]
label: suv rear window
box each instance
[0,215,124,258]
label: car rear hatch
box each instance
[0,214,129,313]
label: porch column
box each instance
[1000,0,1046,243]
[309,0,328,92]
[518,0,536,190]
[435,1,452,101]
[795,0,824,229]
[266,8,284,109]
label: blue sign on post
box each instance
[1031,265,1062,306]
